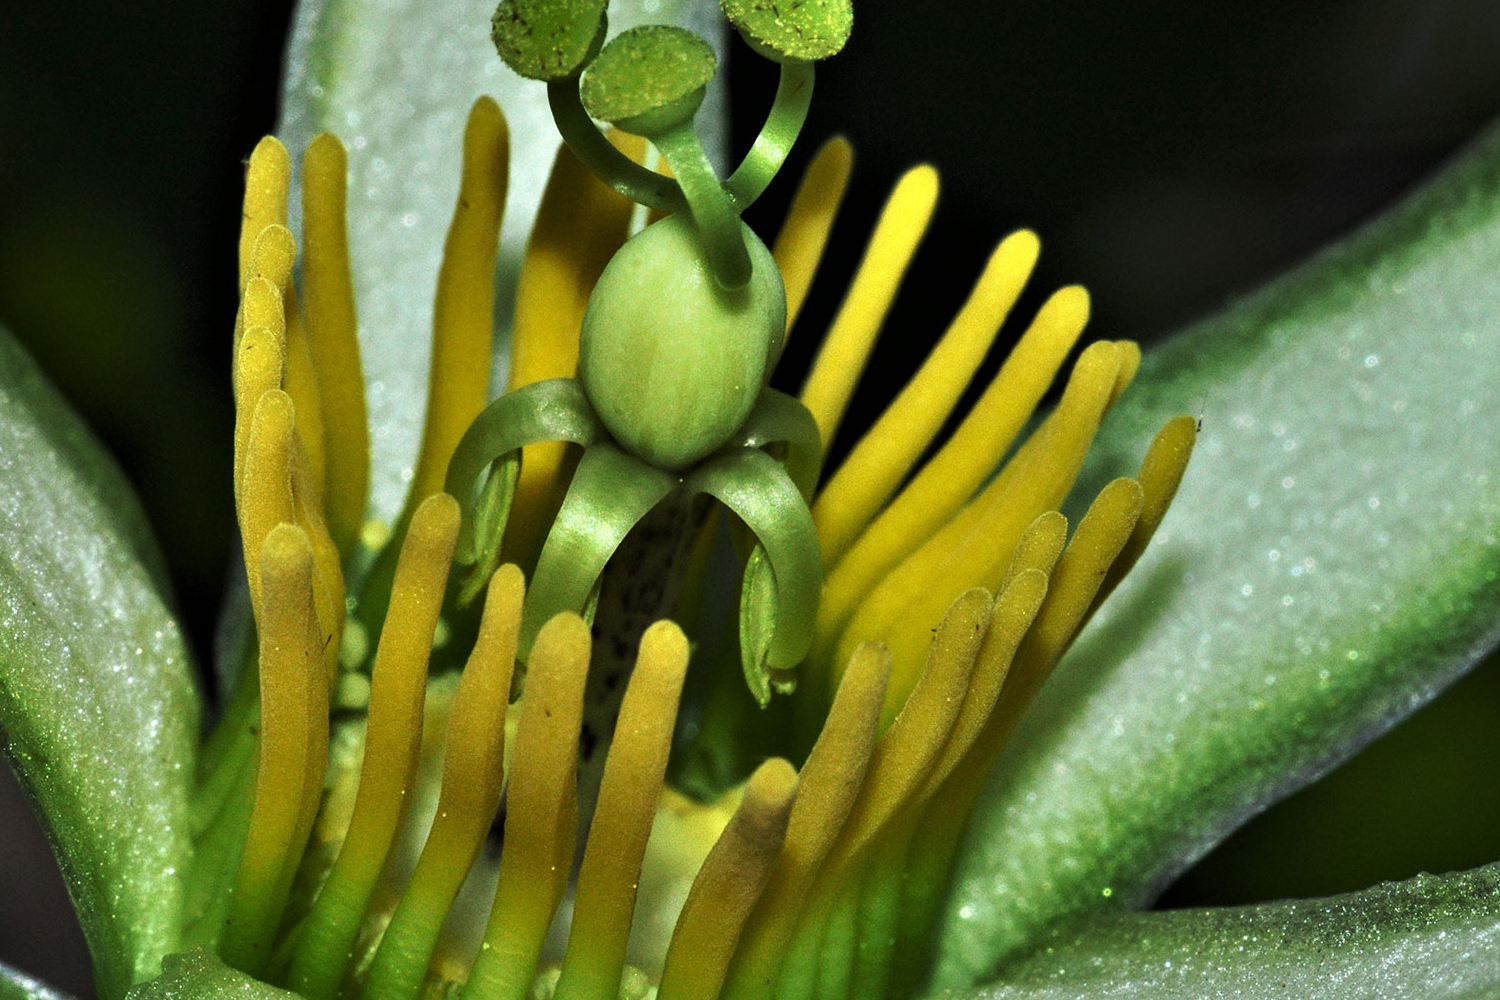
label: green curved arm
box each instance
[725,61,815,210]
[520,442,678,660]
[687,449,822,700]
[547,79,687,214]
[445,378,605,565]
[728,388,824,500]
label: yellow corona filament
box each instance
[556,620,691,1000]
[289,443,346,684]
[813,230,1040,565]
[815,284,1089,639]
[237,277,287,368]
[772,137,853,335]
[720,643,891,1000]
[301,132,370,553]
[221,524,328,975]
[233,328,286,502]
[239,137,291,292]
[833,340,1128,719]
[282,303,328,501]
[464,612,592,1000]
[799,166,939,446]
[363,565,524,1000]
[656,759,800,1000]
[1088,414,1197,619]
[1000,511,1070,591]
[286,494,459,1000]
[238,391,297,616]
[237,226,298,358]
[406,97,509,511]
[503,131,643,572]
[1109,340,1143,407]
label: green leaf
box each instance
[124,951,298,1000]
[949,862,1500,1000]
[937,120,1500,986]
[0,328,199,998]
[278,0,729,523]
[0,964,75,1000]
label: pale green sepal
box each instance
[937,120,1500,986]
[278,0,729,524]
[124,951,299,1000]
[0,328,199,1000]
[950,862,1500,1000]
[0,963,75,1000]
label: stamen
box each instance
[301,132,370,554]
[772,136,852,336]
[832,340,1127,719]
[799,166,939,446]
[720,643,891,1000]
[813,230,1041,566]
[556,620,690,1000]
[221,524,329,975]
[656,759,800,1000]
[239,137,291,292]
[504,133,642,571]
[287,495,460,1000]
[463,612,591,1000]
[406,98,509,512]
[815,284,1088,640]
[239,391,297,616]
[363,565,524,1000]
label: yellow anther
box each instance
[233,328,286,503]
[504,131,642,572]
[832,340,1125,716]
[773,136,852,336]
[1087,414,1197,620]
[364,565,524,1000]
[800,165,939,447]
[221,523,328,975]
[557,621,691,1000]
[465,612,592,1000]
[721,643,890,1000]
[407,97,509,513]
[813,284,1088,675]
[238,391,296,616]
[657,759,799,1000]
[283,302,327,501]
[302,132,370,553]
[239,136,291,292]
[814,230,1040,566]
[285,494,460,1000]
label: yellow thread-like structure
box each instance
[239,137,291,292]
[556,621,691,1000]
[363,565,524,1000]
[221,524,327,975]
[813,230,1040,566]
[657,759,800,1000]
[720,643,890,1000]
[407,97,509,512]
[503,132,642,571]
[1000,511,1069,592]
[282,299,327,501]
[815,283,1088,638]
[773,137,852,336]
[799,166,939,447]
[465,612,592,1000]
[233,329,286,503]
[289,442,345,684]
[301,132,369,553]
[238,391,297,616]
[285,494,459,1000]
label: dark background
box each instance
[3,1,1500,994]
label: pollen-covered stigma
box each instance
[191,2,1196,999]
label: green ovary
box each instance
[579,214,786,471]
